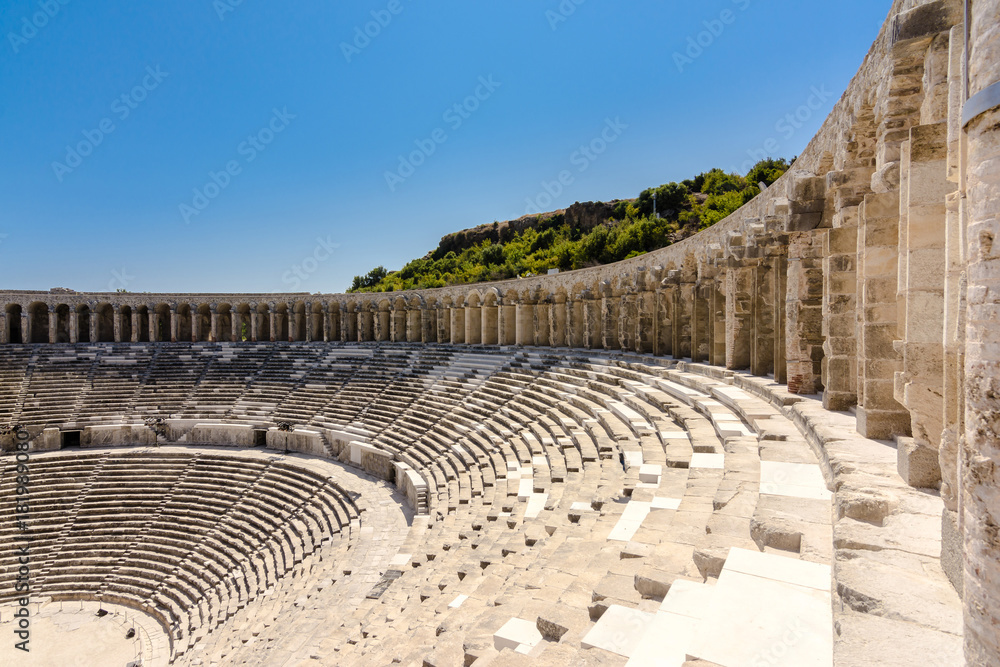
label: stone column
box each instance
[515,298,532,346]
[600,285,619,350]
[249,304,259,342]
[209,304,220,342]
[855,192,909,435]
[339,304,349,342]
[48,306,57,344]
[89,303,98,343]
[533,298,550,347]
[189,303,199,342]
[750,259,776,376]
[0,311,6,345]
[69,309,78,344]
[709,277,727,366]
[148,309,157,343]
[268,304,277,342]
[421,305,435,343]
[22,310,30,344]
[437,305,449,344]
[305,304,313,342]
[112,304,122,343]
[450,305,465,344]
[581,291,600,349]
[725,257,753,370]
[286,302,296,342]
[131,309,140,342]
[231,309,240,342]
[962,2,1000,661]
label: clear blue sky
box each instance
[0,0,890,294]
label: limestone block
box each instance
[896,437,941,489]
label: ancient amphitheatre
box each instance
[2,0,999,665]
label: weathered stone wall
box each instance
[2,0,999,662]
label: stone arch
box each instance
[153,303,170,342]
[135,305,150,342]
[177,304,193,343]
[54,304,71,343]
[465,292,482,345]
[310,302,324,341]
[5,304,23,344]
[217,303,233,342]
[481,290,500,346]
[255,303,271,342]
[120,305,133,343]
[29,302,49,344]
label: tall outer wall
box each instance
[1,0,999,663]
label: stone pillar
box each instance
[405,306,419,342]
[481,302,499,346]
[785,234,825,395]
[962,2,1000,661]
[305,305,313,342]
[691,286,710,363]
[450,306,465,344]
[89,303,99,344]
[112,304,122,343]
[709,277,727,366]
[269,304,277,342]
[582,291,601,349]
[515,299,532,346]
[231,309,240,342]
[421,305,435,343]
[895,122,953,487]
[726,258,753,370]
[22,310,30,345]
[674,281,694,359]
[534,298,550,347]
[209,304,220,343]
[822,224,859,409]
[69,309,78,344]
[48,306,57,344]
[148,309,158,343]
[249,304,259,342]
[437,305,449,343]
[339,304,349,343]
[188,303,199,342]
[618,292,636,352]
[855,192,910,436]
[750,259,776,376]
[286,302,296,342]
[131,309,140,343]
[498,301,515,346]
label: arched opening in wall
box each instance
[377,301,391,342]
[217,304,233,342]
[500,290,517,346]
[29,302,49,343]
[275,303,289,342]
[423,298,438,343]
[55,304,71,343]
[482,292,499,345]
[154,304,171,342]
[233,304,250,341]
[344,302,358,342]
[196,304,211,342]
[120,305,132,343]
[292,302,307,342]
[552,291,568,347]
[329,304,341,341]
[96,304,114,342]
[406,298,422,343]
[136,306,149,342]
[465,293,482,345]
[177,304,193,342]
[6,304,23,344]
[359,304,374,342]
[310,302,324,341]
[77,304,91,343]
[256,303,271,341]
